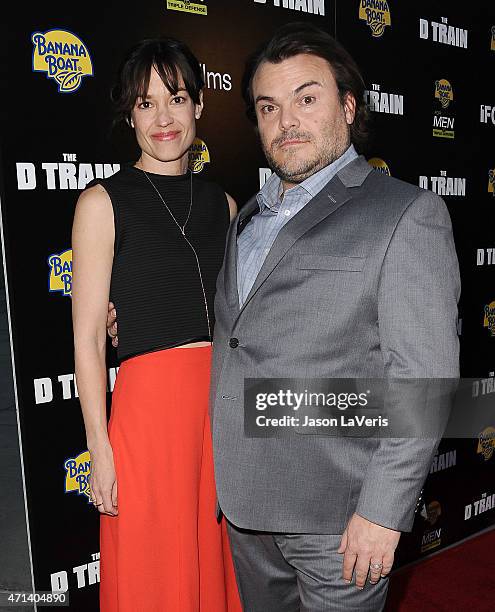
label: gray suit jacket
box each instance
[210,155,460,533]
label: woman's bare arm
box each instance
[226,192,237,221]
[72,184,117,514]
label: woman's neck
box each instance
[135,151,189,175]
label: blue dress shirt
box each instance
[237,144,359,307]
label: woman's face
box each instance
[131,66,203,168]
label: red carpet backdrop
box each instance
[0,1,494,609]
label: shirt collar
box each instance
[257,144,358,212]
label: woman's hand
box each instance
[89,443,118,516]
[107,302,118,347]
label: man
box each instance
[109,23,460,611]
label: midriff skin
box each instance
[177,341,211,349]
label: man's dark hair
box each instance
[242,23,370,150]
[111,37,204,127]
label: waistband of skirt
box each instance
[120,342,212,368]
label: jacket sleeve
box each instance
[355,190,461,532]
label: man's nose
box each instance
[278,105,300,131]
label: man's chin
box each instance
[272,162,322,184]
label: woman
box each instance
[72,37,241,612]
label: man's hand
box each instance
[107,302,118,347]
[338,513,400,589]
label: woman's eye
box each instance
[172,96,186,104]
[137,101,152,109]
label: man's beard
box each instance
[262,120,350,184]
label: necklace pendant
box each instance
[141,167,192,237]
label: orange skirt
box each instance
[99,346,241,612]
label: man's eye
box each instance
[261,105,275,114]
[302,96,315,105]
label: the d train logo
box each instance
[48,249,72,297]
[188,138,210,173]
[483,300,495,336]
[64,451,92,502]
[489,169,495,196]
[368,158,391,176]
[478,427,495,461]
[32,30,93,93]
[434,79,453,109]
[359,0,391,37]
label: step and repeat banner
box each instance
[337,2,495,568]
[0,1,493,609]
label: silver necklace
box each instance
[139,167,212,341]
[141,167,193,235]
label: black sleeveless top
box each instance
[88,164,230,361]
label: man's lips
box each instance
[278,139,309,148]
[151,131,181,141]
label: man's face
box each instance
[252,54,356,186]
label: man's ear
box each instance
[342,92,357,125]
[195,90,204,120]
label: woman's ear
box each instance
[195,90,204,120]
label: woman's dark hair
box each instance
[111,37,204,127]
[242,23,370,150]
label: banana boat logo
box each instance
[477,427,495,461]
[483,300,495,336]
[435,79,453,110]
[489,169,495,196]
[368,157,391,176]
[48,249,72,297]
[359,0,391,37]
[64,451,92,502]
[32,29,93,93]
[189,138,210,173]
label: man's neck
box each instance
[279,144,353,194]
[280,180,298,195]
[279,180,297,200]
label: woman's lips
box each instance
[151,131,181,141]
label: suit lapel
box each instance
[233,174,352,324]
[225,155,373,322]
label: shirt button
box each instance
[229,338,239,348]
[284,209,291,216]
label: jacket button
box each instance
[229,337,239,348]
